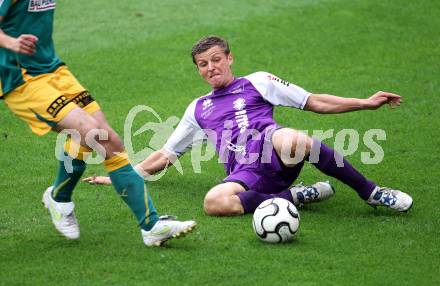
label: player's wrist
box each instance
[0,32,13,50]
[359,98,372,110]
[134,165,150,178]
[7,37,19,52]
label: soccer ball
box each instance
[252,198,300,243]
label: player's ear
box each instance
[227,52,234,66]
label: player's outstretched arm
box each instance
[0,26,39,55]
[304,91,402,114]
[135,148,177,177]
[83,148,175,185]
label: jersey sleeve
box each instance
[245,71,311,109]
[163,98,204,156]
[0,0,12,17]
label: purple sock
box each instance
[308,140,376,200]
[237,189,294,214]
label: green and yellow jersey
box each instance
[0,0,63,97]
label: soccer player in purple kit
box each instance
[85,35,413,216]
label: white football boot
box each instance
[141,215,196,246]
[290,181,335,206]
[367,186,413,212]
[42,187,80,240]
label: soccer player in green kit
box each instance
[0,0,196,246]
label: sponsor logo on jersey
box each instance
[233,98,249,133]
[267,74,291,87]
[202,99,213,110]
[233,98,246,111]
[28,0,56,12]
[201,98,215,119]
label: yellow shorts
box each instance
[4,65,101,136]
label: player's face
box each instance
[194,46,234,90]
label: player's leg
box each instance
[234,182,335,214]
[46,66,159,233]
[56,107,161,230]
[50,139,88,202]
[309,140,412,211]
[205,128,333,215]
[272,128,412,211]
[56,66,195,244]
[57,107,196,245]
[208,182,333,215]
[53,107,196,245]
[50,88,100,203]
[72,108,196,245]
[50,101,94,204]
[223,163,333,214]
[4,68,196,243]
[42,133,88,240]
[204,166,332,215]
[235,189,288,214]
[272,128,376,198]
[203,182,246,216]
[3,72,90,239]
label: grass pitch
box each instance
[1,0,439,285]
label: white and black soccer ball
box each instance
[252,198,300,243]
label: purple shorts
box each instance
[223,127,304,194]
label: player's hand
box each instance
[83,176,112,185]
[365,91,402,110]
[9,34,39,55]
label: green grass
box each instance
[1,0,440,285]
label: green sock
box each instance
[52,152,86,202]
[109,164,159,231]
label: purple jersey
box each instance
[164,71,311,176]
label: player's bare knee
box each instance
[204,194,241,216]
[273,128,313,165]
[203,192,221,215]
[75,117,101,146]
[85,127,124,158]
[204,194,228,216]
[204,183,245,216]
[105,129,124,151]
